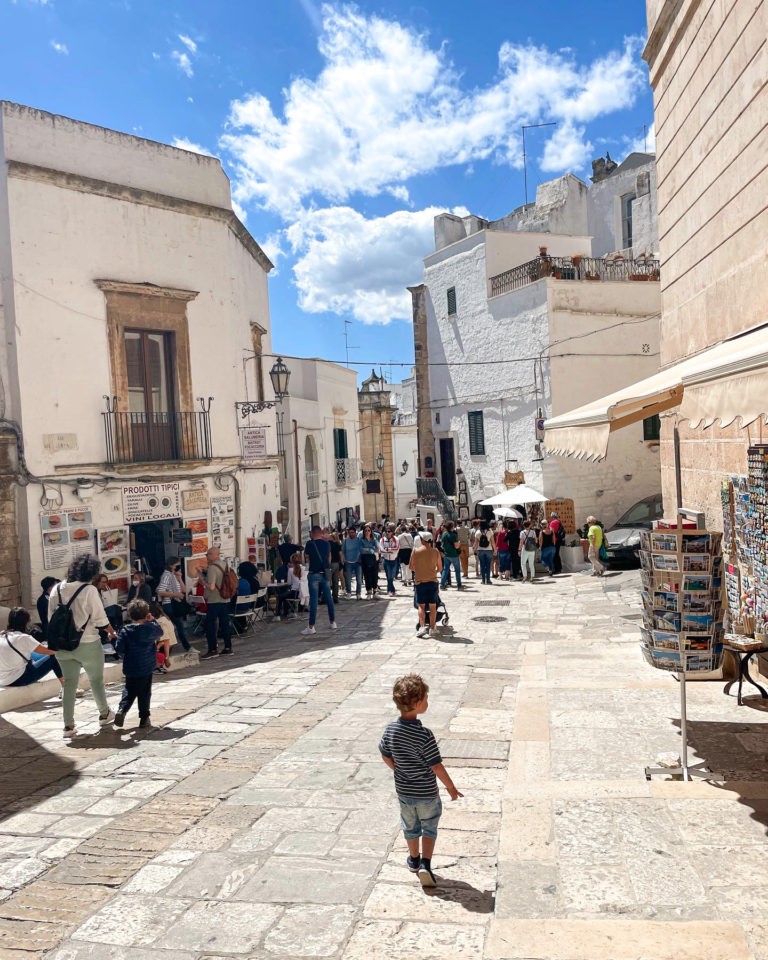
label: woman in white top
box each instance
[155,557,191,651]
[288,553,310,609]
[396,526,415,586]
[49,553,117,737]
[0,607,64,690]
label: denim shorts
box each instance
[398,795,442,840]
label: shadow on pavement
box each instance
[682,716,768,837]
[424,876,495,913]
[0,714,77,824]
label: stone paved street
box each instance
[2,570,768,959]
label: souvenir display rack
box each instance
[640,515,724,781]
[720,447,768,640]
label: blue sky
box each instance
[1,0,654,382]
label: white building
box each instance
[411,153,663,527]
[0,102,283,604]
[278,356,362,539]
[390,370,418,518]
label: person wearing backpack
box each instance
[476,522,495,585]
[48,554,117,737]
[201,546,234,659]
[518,521,538,583]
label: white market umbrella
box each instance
[493,507,523,519]
[480,484,548,507]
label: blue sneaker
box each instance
[418,859,437,887]
[406,855,420,873]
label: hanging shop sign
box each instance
[40,508,96,570]
[122,482,181,524]
[240,426,267,460]
[182,488,210,512]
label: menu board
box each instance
[211,494,236,556]
[40,508,96,570]
[96,526,131,592]
[639,526,724,673]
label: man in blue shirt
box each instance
[342,526,363,599]
[301,526,337,638]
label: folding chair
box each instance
[230,593,262,635]
[188,595,207,634]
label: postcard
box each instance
[653,591,679,611]
[652,553,679,572]
[683,574,711,593]
[683,593,711,613]
[654,612,681,631]
[682,533,711,553]
[683,554,711,573]
[651,533,678,553]
[685,636,712,651]
[682,613,713,633]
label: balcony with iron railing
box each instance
[416,477,457,521]
[305,469,320,500]
[103,398,212,465]
[335,458,360,488]
[489,254,660,297]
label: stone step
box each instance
[0,647,200,713]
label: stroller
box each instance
[413,587,450,630]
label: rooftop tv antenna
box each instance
[521,121,557,206]
[343,319,359,368]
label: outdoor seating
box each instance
[230,591,266,635]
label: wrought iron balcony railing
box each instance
[489,254,660,297]
[103,400,213,465]
[335,458,359,488]
[416,477,457,521]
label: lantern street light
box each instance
[376,452,385,471]
[269,356,291,400]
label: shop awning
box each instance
[544,323,768,460]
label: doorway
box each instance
[130,519,181,590]
[439,437,456,496]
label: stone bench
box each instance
[0,648,200,713]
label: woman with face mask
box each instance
[127,572,153,605]
[155,557,191,651]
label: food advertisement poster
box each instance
[40,508,95,570]
[96,525,131,592]
[211,494,236,556]
[184,517,210,585]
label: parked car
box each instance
[603,493,664,564]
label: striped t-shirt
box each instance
[379,717,442,799]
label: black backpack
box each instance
[479,532,490,549]
[47,583,90,652]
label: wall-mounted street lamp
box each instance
[376,452,385,471]
[235,357,291,457]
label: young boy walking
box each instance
[114,599,163,729]
[379,674,463,887]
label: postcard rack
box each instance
[639,525,724,781]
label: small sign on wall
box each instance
[241,426,268,459]
[182,488,210,512]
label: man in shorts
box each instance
[409,531,442,638]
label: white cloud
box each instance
[298,0,322,31]
[220,5,646,218]
[171,50,193,78]
[178,34,197,54]
[260,231,285,267]
[540,121,592,172]
[172,137,210,155]
[50,40,69,55]
[286,205,468,325]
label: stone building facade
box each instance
[358,371,396,522]
[0,102,282,604]
[412,155,664,526]
[644,0,768,523]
